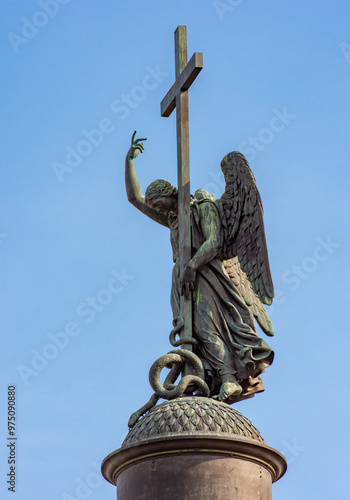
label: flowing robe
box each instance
[169,200,274,396]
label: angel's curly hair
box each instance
[145,179,178,201]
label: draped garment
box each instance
[169,200,274,396]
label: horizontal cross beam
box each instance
[161,52,203,118]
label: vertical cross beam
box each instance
[175,27,191,351]
[161,26,203,351]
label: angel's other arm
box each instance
[125,133,169,228]
[189,202,221,270]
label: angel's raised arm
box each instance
[125,132,169,228]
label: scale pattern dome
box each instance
[123,397,264,447]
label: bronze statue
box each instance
[125,132,275,414]
[123,27,276,429]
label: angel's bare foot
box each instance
[213,381,242,402]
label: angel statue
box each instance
[125,132,275,408]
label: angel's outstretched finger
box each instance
[131,131,137,143]
[135,137,147,143]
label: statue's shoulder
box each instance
[193,190,223,220]
[194,189,216,203]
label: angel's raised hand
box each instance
[127,130,147,160]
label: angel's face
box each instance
[147,196,177,215]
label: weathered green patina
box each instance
[125,27,275,428]
[125,136,275,427]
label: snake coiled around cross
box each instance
[128,317,210,428]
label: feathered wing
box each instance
[217,151,274,336]
[224,256,274,336]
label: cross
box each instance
[161,26,203,350]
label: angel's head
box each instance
[145,179,178,215]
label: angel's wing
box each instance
[219,151,274,307]
[224,256,274,336]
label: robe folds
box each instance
[169,200,274,396]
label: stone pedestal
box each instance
[102,397,286,499]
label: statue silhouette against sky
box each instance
[124,27,275,427]
[125,133,274,406]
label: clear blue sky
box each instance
[1,1,350,498]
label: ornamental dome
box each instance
[123,396,264,447]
